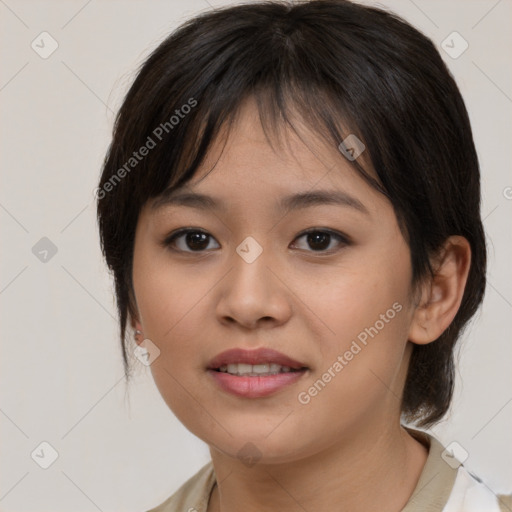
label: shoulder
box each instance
[447,465,512,512]
[146,461,216,512]
[497,493,512,512]
[403,426,512,512]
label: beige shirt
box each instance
[147,427,512,512]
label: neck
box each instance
[207,422,428,512]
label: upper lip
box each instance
[207,348,307,370]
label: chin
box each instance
[200,424,312,465]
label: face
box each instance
[132,99,419,464]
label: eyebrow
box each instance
[152,188,369,215]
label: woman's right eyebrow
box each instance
[151,189,370,216]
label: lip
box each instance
[207,348,306,370]
[207,348,308,398]
[208,369,307,398]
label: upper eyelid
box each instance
[165,227,347,241]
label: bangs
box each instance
[150,86,386,202]
[123,40,389,210]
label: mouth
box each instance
[206,347,309,398]
[207,347,308,374]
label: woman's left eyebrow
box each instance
[278,190,369,215]
[152,189,369,216]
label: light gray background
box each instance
[1,0,511,510]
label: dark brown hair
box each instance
[96,0,486,428]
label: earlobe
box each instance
[408,236,471,345]
[134,328,143,346]
[130,314,144,346]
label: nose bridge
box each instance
[216,234,290,327]
[230,234,273,299]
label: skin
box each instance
[131,98,471,512]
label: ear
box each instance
[408,236,472,345]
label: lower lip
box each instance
[207,369,307,398]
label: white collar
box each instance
[442,466,503,511]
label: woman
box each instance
[96,1,512,510]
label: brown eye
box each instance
[163,229,220,252]
[291,229,349,253]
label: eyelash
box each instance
[161,227,350,255]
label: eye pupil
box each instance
[187,232,209,250]
[307,232,330,251]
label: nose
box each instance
[215,243,292,330]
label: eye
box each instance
[163,228,220,253]
[291,229,349,253]
[162,227,350,254]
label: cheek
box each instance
[303,241,413,397]
[316,244,412,350]
[133,244,207,342]
[132,249,216,430]
[291,280,412,447]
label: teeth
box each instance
[252,363,270,374]
[218,363,295,376]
